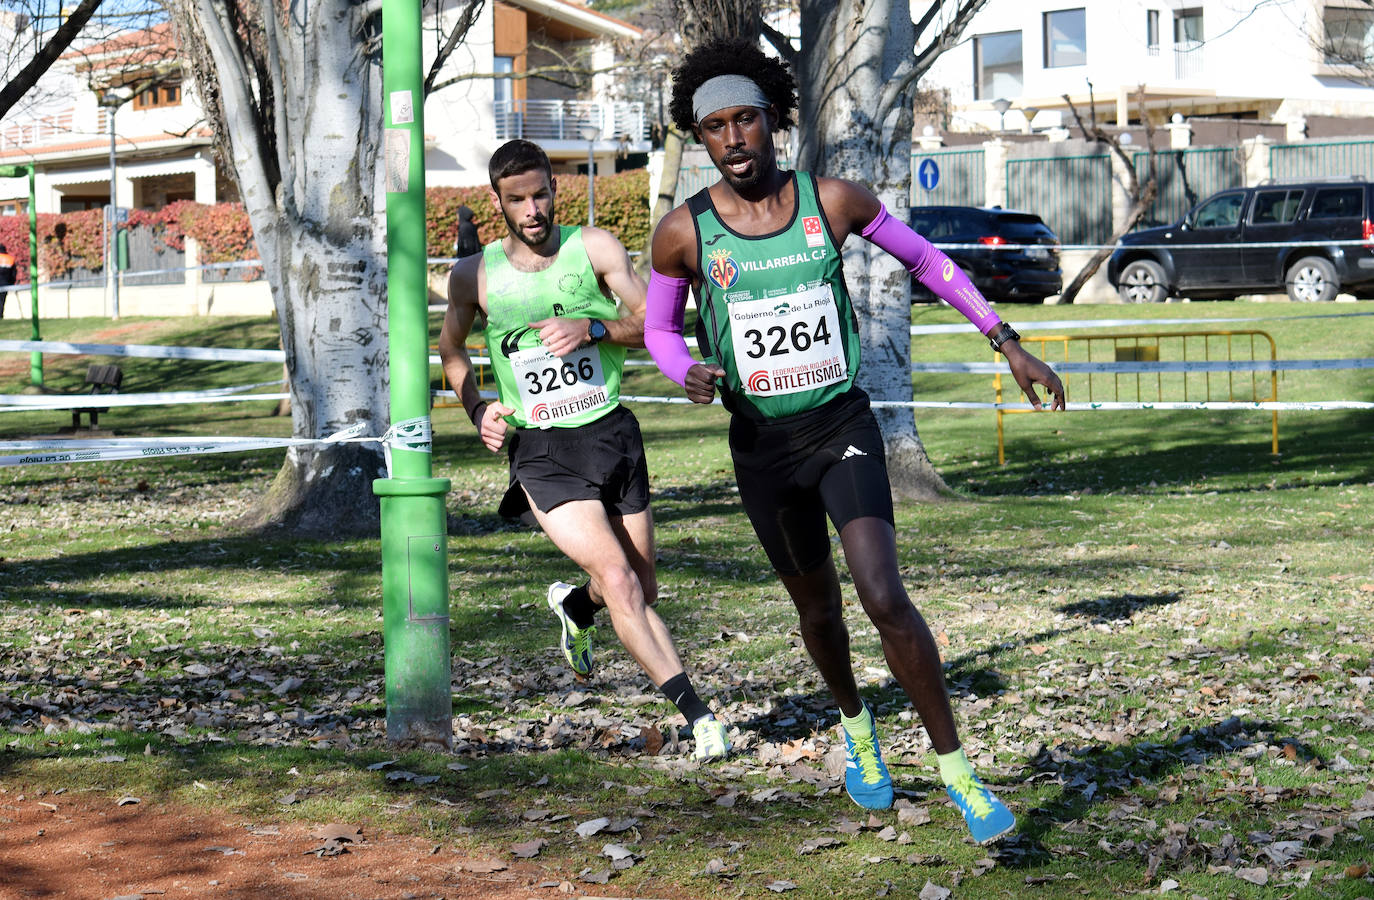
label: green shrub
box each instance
[0,169,651,281]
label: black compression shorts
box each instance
[498,404,650,519]
[729,388,895,576]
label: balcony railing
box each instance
[493,99,648,143]
[1173,39,1204,79]
[0,111,75,149]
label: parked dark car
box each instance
[1107,178,1374,302]
[909,206,1062,303]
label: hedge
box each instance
[0,169,652,282]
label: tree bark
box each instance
[170,0,390,536]
[635,124,687,280]
[798,0,951,500]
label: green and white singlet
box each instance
[484,226,626,429]
[689,171,862,420]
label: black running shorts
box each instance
[729,388,894,576]
[499,404,650,518]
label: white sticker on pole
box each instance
[385,130,410,193]
[390,90,415,125]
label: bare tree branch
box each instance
[1059,85,1160,304]
[423,0,484,96]
[0,0,104,120]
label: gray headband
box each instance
[692,74,770,122]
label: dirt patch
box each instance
[0,792,687,900]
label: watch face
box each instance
[589,320,607,341]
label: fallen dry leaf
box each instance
[510,839,545,858]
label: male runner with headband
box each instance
[644,39,1065,842]
[439,139,729,761]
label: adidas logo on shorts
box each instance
[842,445,868,459]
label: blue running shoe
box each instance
[946,773,1015,844]
[841,707,894,810]
[547,582,593,677]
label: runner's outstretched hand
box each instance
[476,401,516,453]
[684,363,725,405]
[1003,343,1066,411]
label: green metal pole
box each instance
[374,0,452,750]
[26,168,40,386]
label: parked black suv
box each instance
[909,206,1062,303]
[1108,178,1374,302]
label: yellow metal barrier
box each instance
[994,330,1279,465]
[431,343,488,409]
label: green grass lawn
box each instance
[2,301,1373,899]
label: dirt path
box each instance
[0,791,685,900]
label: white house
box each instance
[923,0,1374,135]
[0,1,651,216]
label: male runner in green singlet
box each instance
[644,40,1066,842]
[439,140,728,761]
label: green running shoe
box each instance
[691,715,730,761]
[946,772,1015,844]
[547,582,593,677]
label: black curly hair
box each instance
[668,37,797,133]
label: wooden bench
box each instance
[72,364,123,429]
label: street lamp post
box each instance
[579,124,600,226]
[992,98,1012,132]
[100,86,133,319]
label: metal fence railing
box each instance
[493,99,647,142]
[995,329,1280,464]
[1006,153,1113,246]
[1133,146,1244,229]
[1269,139,1374,183]
[910,148,986,207]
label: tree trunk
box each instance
[171,0,389,536]
[798,0,949,500]
[635,125,687,280]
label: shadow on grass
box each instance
[994,715,1290,868]
[964,409,1374,496]
[940,591,1184,698]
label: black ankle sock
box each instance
[659,672,711,724]
[562,582,597,629]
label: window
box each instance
[1146,10,1161,52]
[973,30,1022,100]
[0,198,28,216]
[1310,187,1363,218]
[1190,193,1244,229]
[493,56,514,108]
[1173,9,1204,77]
[1044,8,1087,67]
[1324,5,1374,64]
[132,81,181,110]
[1174,8,1203,43]
[1251,190,1303,225]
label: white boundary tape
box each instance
[910,358,1374,374]
[911,309,1374,335]
[0,339,285,363]
[0,385,287,413]
[0,424,372,468]
[871,399,1374,411]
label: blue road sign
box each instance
[917,158,940,192]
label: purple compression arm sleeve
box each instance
[861,205,1003,336]
[644,269,698,387]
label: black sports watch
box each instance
[988,322,1021,353]
[587,319,608,344]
